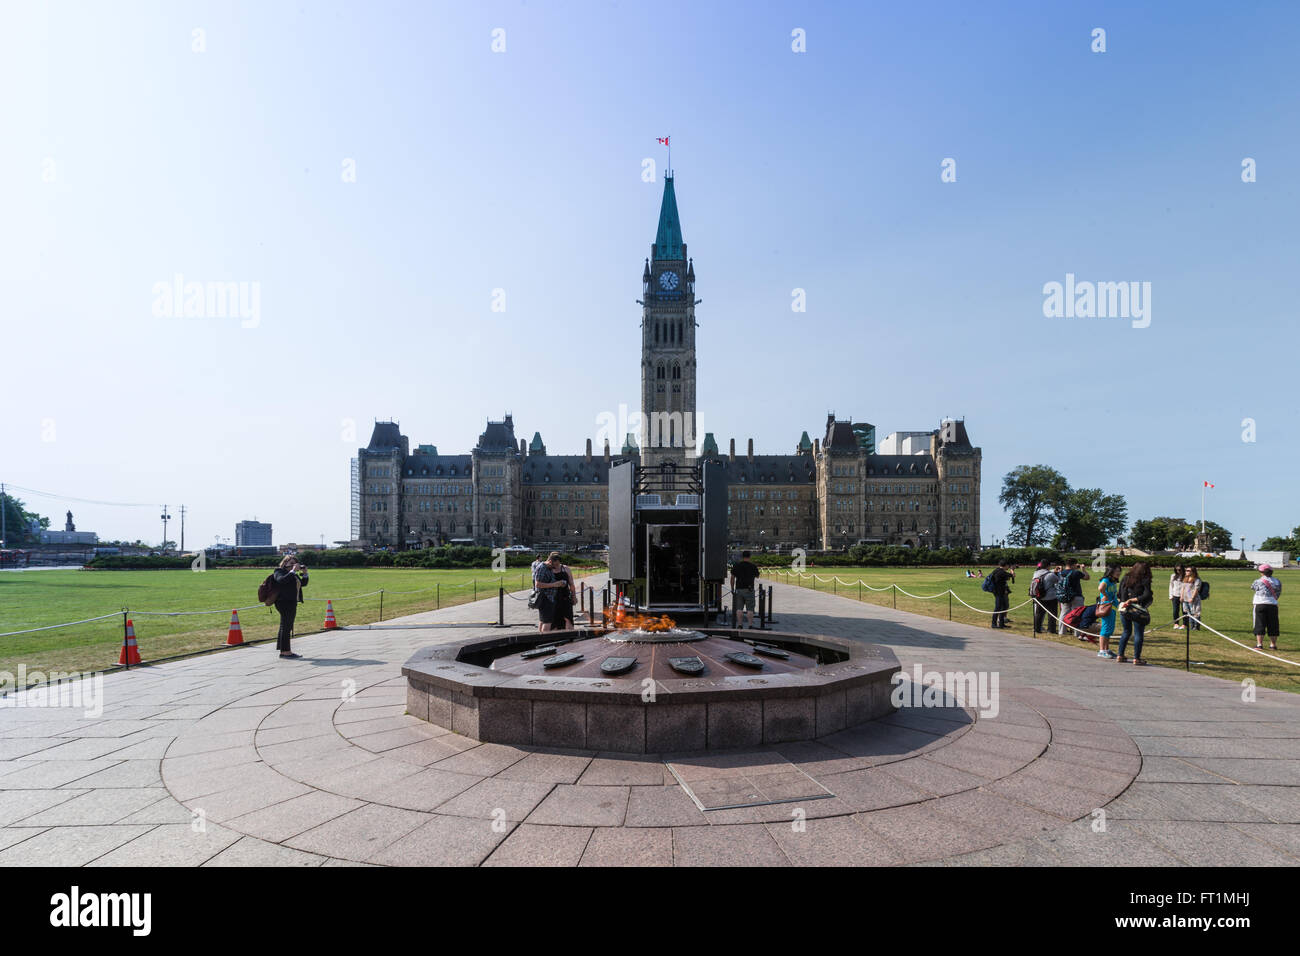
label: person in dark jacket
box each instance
[1117,561,1154,664]
[272,555,309,659]
[989,561,1014,628]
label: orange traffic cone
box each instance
[323,601,338,629]
[225,609,244,646]
[119,619,142,666]
[614,592,625,625]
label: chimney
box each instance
[729,438,736,463]
[604,439,611,462]
[747,438,754,461]
[585,438,592,462]
[814,438,821,456]
[519,438,527,457]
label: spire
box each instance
[653,174,685,261]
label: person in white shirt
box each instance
[1251,563,1282,651]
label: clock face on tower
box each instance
[658,270,679,291]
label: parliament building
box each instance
[352,174,981,553]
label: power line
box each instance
[0,483,157,508]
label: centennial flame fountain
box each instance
[403,612,899,754]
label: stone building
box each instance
[352,173,981,552]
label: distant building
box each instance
[877,431,934,456]
[39,510,98,545]
[235,520,272,547]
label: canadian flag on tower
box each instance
[1204,481,1215,489]
[656,136,669,146]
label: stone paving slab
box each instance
[1,575,1298,865]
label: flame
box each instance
[608,612,677,632]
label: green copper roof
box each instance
[621,431,640,455]
[701,432,719,457]
[797,431,812,451]
[653,175,684,260]
[529,431,545,452]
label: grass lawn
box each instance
[0,566,602,681]
[768,566,1300,694]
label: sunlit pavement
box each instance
[1,576,1296,866]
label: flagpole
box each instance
[1201,483,1205,534]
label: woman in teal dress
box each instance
[1096,563,1119,659]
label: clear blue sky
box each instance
[4,0,1298,548]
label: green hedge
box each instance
[84,546,600,571]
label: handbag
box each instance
[1122,604,1151,625]
[527,590,539,610]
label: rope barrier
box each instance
[773,570,1300,666]
[0,612,123,637]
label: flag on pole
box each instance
[1204,481,1214,489]
[657,136,669,146]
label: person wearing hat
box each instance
[1251,563,1283,650]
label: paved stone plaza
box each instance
[1,578,1297,866]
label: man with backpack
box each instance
[986,560,1014,628]
[1054,558,1089,635]
[1031,562,1060,634]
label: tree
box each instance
[1052,488,1129,551]
[1129,515,1233,552]
[0,494,48,547]
[1129,519,1164,552]
[999,466,1069,546]
[1260,535,1292,552]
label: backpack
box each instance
[1029,575,1046,600]
[1053,570,1073,602]
[981,575,996,594]
[1062,604,1087,629]
[1199,579,1210,600]
[257,573,280,606]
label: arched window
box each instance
[656,363,665,380]
[654,322,660,344]
[677,320,683,342]
[672,363,681,380]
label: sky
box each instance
[3,0,1299,549]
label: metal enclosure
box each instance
[701,459,727,580]
[607,459,636,581]
[607,459,728,620]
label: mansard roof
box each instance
[521,457,611,484]
[476,417,518,452]
[366,421,404,450]
[863,455,935,476]
[403,453,473,478]
[714,455,817,485]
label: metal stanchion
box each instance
[758,586,767,628]
[892,584,896,609]
[379,589,384,622]
[766,585,776,625]
[498,586,504,627]
[436,583,440,610]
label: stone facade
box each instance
[353,174,981,552]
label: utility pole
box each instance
[160,504,171,552]
[180,504,186,552]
